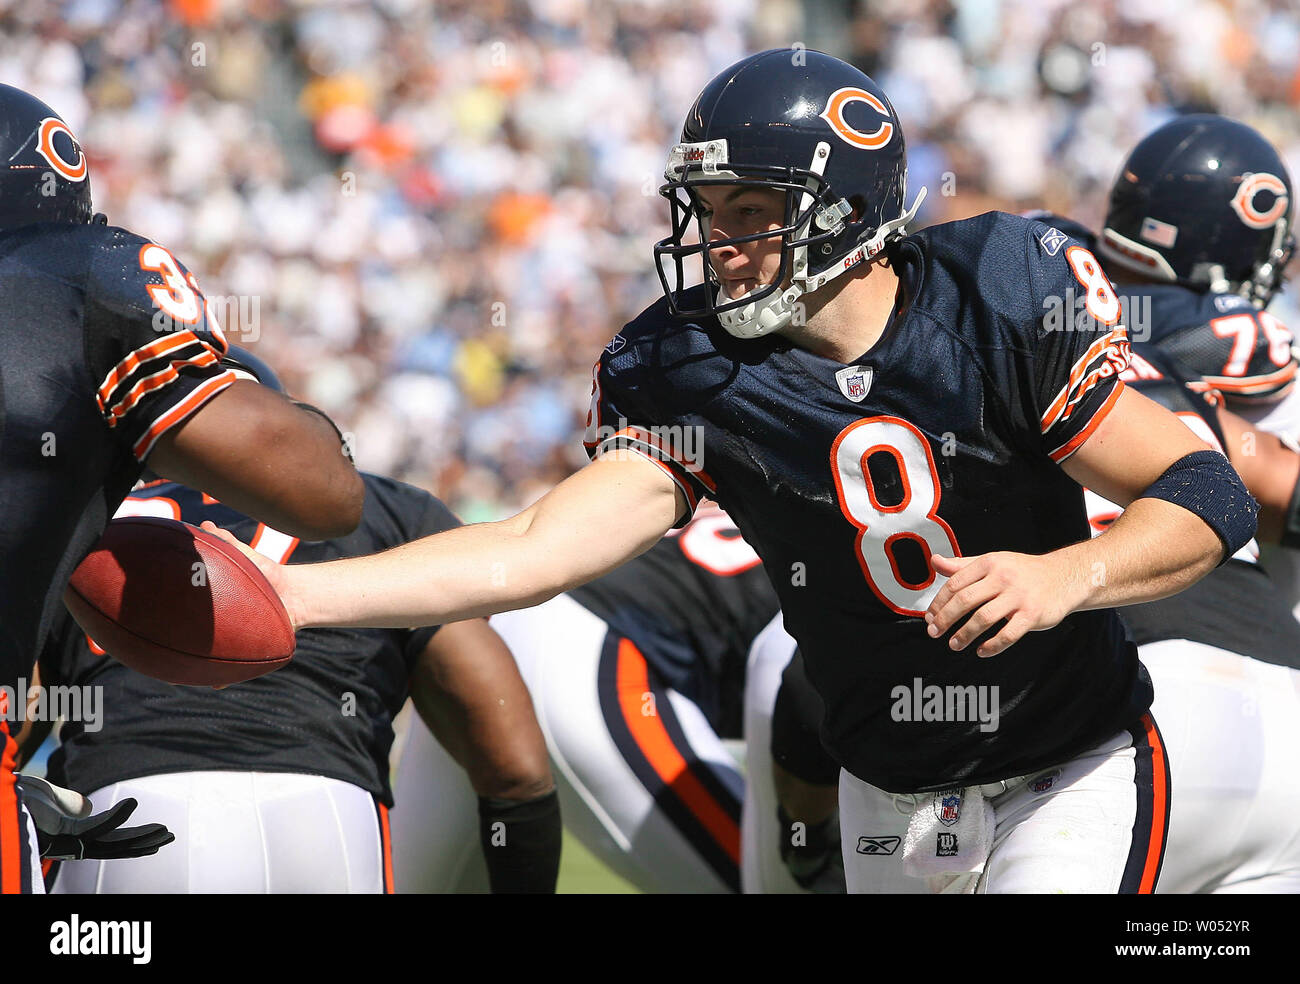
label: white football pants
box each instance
[49,771,389,893]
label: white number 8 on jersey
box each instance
[831,416,960,616]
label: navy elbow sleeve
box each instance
[1138,450,1258,560]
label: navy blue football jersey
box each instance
[40,473,459,806]
[586,211,1150,792]
[1084,344,1300,668]
[0,222,234,695]
[1133,283,1294,404]
[1032,212,1297,404]
[569,504,780,738]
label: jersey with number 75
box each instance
[585,211,1149,793]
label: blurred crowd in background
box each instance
[3,0,1299,520]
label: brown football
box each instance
[64,517,295,687]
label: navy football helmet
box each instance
[0,84,94,230]
[654,49,925,339]
[1101,114,1294,306]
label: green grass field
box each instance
[555,739,746,893]
[557,828,641,894]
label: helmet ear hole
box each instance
[846,195,866,222]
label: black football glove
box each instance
[16,775,175,861]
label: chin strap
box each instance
[814,184,927,291]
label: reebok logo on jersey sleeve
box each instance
[1039,227,1068,256]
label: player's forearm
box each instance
[287,515,585,629]
[1055,497,1224,612]
[253,455,681,631]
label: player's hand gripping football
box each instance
[199,521,303,630]
[924,552,1081,658]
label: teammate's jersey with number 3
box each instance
[586,212,1149,793]
[0,222,235,691]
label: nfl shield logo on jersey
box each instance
[835,365,874,403]
[935,789,963,826]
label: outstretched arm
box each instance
[209,451,686,630]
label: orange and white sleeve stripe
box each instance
[596,425,716,512]
[1042,328,1131,462]
[1203,360,1297,398]
[129,370,238,461]
[97,331,228,426]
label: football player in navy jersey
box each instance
[209,51,1260,893]
[1025,116,1297,421]
[0,85,364,893]
[27,350,559,894]
[393,502,779,893]
[747,343,1300,891]
[1034,115,1300,616]
[1092,115,1297,411]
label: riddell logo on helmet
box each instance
[841,243,871,270]
[1230,172,1289,230]
[819,86,894,151]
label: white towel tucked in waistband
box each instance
[901,786,995,889]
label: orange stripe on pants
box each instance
[0,713,21,894]
[615,639,740,865]
[377,802,394,894]
[1138,713,1169,894]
